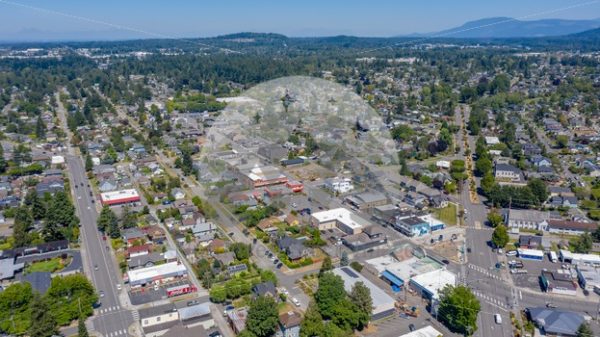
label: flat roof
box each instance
[410,269,456,299]
[100,189,140,202]
[577,266,600,286]
[560,250,600,264]
[518,249,544,257]
[332,267,395,311]
[127,262,187,283]
[311,208,370,230]
[367,255,442,282]
[398,325,443,337]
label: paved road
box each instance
[56,92,136,337]
[67,154,135,337]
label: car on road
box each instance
[228,232,234,236]
[408,324,416,331]
[94,265,98,271]
[442,259,450,265]
[291,297,300,307]
[494,314,502,324]
[208,332,222,337]
[546,303,557,308]
[116,284,122,291]
[467,247,472,253]
[99,290,105,298]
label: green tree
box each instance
[97,206,118,233]
[556,135,569,149]
[13,206,33,247]
[300,301,325,337]
[391,125,415,142]
[230,243,252,261]
[320,256,333,275]
[573,232,593,254]
[0,143,7,173]
[315,272,346,318]
[491,225,509,248]
[349,281,372,330]
[527,178,549,204]
[44,191,78,241]
[245,296,279,337]
[85,154,93,172]
[340,251,349,266]
[438,285,480,336]
[577,322,593,337]
[28,292,58,337]
[35,115,46,139]
[475,157,492,176]
[487,210,503,227]
[78,315,89,337]
[481,172,496,196]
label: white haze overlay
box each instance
[202,76,397,175]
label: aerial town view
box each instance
[2,1,600,337]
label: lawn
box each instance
[434,203,458,226]
[26,257,64,273]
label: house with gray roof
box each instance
[527,307,584,337]
[276,236,311,261]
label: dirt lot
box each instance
[285,162,336,181]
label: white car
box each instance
[116,284,122,291]
[291,297,300,307]
[506,250,517,256]
[494,314,502,324]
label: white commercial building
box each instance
[398,325,443,337]
[560,250,600,265]
[323,177,354,194]
[332,267,396,320]
[485,136,500,145]
[127,261,188,286]
[311,208,369,235]
[51,155,65,165]
[410,269,456,300]
[100,189,141,206]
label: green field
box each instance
[434,203,458,226]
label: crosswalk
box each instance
[98,305,120,314]
[131,309,139,321]
[471,290,509,311]
[467,263,502,281]
[105,329,128,337]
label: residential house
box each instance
[548,195,578,208]
[213,252,235,266]
[98,180,118,192]
[404,192,426,208]
[171,188,185,200]
[323,177,354,194]
[227,308,248,334]
[494,163,523,184]
[530,155,552,168]
[252,281,277,298]
[518,235,542,249]
[276,311,302,337]
[277,236,311,261]
[122,228,146,246]
[527,307,584,337]
[143,226,167,244]
[190,221,217,241]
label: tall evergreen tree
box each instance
[13,206,33,247]
[35,115,46,139]
[300,301,324,337]
[349,281,373,330]
[28,292,58,337]
[0,143,6,173]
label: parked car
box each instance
[506,250,517,256]
[409,324,416,331]
[291,297,300,307]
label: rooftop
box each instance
[311,208,370,230]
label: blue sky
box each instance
[0,0,599,40]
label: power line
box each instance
[0,0,243,54]
[359,0,600,54]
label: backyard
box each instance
[433,203,458,226]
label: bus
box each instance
[549,251,558,263]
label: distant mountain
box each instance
[570,26,600,38]
[423,17,600,38]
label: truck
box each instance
[549,251,558,263]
